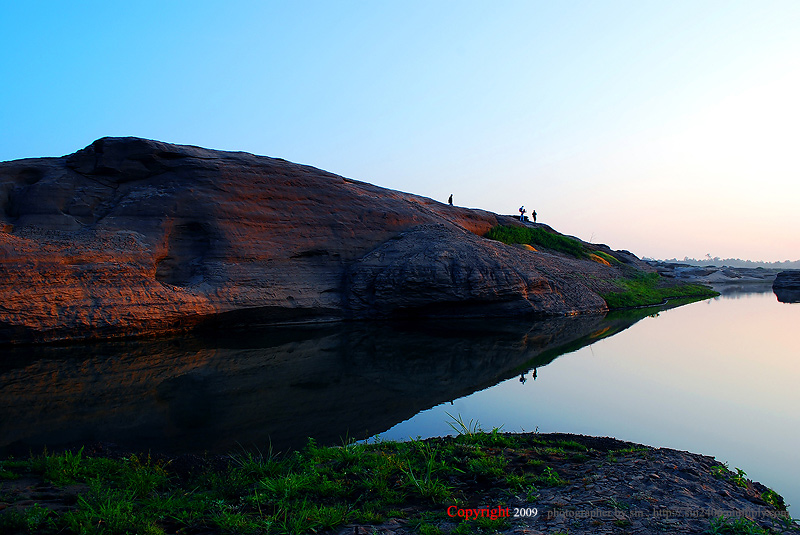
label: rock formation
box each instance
[773,270,800,289]
[649,261,779,284]
[773,270,800,303]
[1,137,649,344]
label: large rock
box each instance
[773,270,800,290]
[773,270,800,303]
[0,137,645,344]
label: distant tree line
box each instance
[646,256,800,269]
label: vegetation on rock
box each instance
[602,271,719,309]
[484,225,719,309]
[1,426,794,535]
[0,431,569,535]
[484,225,590,259]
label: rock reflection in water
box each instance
[709,282,774,298]
[0,312,653,454]
[773,289,800,303]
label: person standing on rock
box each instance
[519,206,526,222]
[448,194,453,206]
[532,209,537,223]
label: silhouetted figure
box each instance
[533,367,538,380]
[519,205,526,221]
[532,210,537,223]
[448,194,453,206]
[519,373,527,384]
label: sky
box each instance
[2,1,798,262]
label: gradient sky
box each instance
[2,1,798,261]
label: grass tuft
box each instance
[602,271,718,309]
[0,429,785,535]
[484,225,589,258]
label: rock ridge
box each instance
[1,137,650,344]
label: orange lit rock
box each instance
[0,137,642,343]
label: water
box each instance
[383,285,800,513]
[1,285,797,511]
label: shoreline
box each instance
[1,432,796,535]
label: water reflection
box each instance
[705,277,800,303]
[773,288,800,303]
[0,310,659,455]
[709,282,774,298]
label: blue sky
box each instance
[2,1,798,261]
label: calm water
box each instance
[1,285,797,511]
[383,285,800,513]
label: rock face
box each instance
[773,270,800,303]
[773,270,800,290]
[1,137,647,344]
[648,261,779,284]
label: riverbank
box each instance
[1,432,796,535]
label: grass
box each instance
[484,225,719,309]
[532,466,564,487]
[484,225,589,259]
[590,250,621,266]
[705,516,774,534]
[761,488,786,510]
[0,427,574,535]
[484,225,620,266]
[711,464,750,488]
[602,270,719,309]
[0,427,792,535]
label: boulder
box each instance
[773,270,800,303]
[0,137,646,344]
[773,270,800,290]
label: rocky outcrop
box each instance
[773,270,800,303]
[648,261,779,284]
[1,137,648,344]
[773,270,800,290]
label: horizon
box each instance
[650,256,800,265]
[2,1,798,262]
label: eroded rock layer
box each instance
[1,137,644,343]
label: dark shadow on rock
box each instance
[0,310,659,455]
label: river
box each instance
[1,284,797,512]
[383,284,800,514]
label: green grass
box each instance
[710,464,751,490]
[0,435,477,534]
[0,431,522,534]
[761,488,786,510]
[591,250,621,265]
[484,225,719,309]
[705,516,774,534]
[602,271,718,309]
[0,430,788,535]
[484,225,589,258]
[532,466,565,487]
